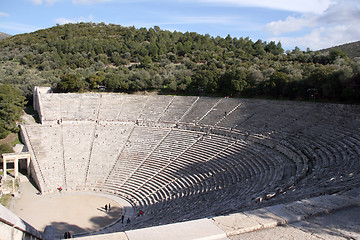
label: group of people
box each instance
[104,203,111,212]
[105,203,133,224]
[63,231,71,239]
[62,204,141,239]
[121,214,131,224]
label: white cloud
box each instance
[318,0,360,24]
[265,15,315,36]
[0,12,10,17]
[193,0,335,14]
[264,0,360,50]
[265,0,360,36]
[55,15,94,25]
[274,24,360,50]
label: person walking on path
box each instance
[105,204,108,212]
[121,215,124,223]
[108,203,111,212]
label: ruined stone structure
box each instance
[22,87,360,232]
[2,153,30,179]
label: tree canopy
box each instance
[0,84,27,138]
[0,22,358,103]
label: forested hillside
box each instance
[320,41,360,59]
[0,22,359,102]
[0,84,26,151]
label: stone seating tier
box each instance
[22,91,360,227]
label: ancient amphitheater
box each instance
[6,86,360,239]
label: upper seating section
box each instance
[139,95,174,122]
[38,92,199,124]
[36,90,360,136]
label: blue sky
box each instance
[0,0,359,50]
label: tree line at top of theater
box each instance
[0,22,359,103]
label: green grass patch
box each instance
[12,136,21,146]
[0,143,13,155]
[0,194,12,208]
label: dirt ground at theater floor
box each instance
[12,175,125,237]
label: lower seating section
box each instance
[85,122,134,188]
[131,137,289,226]
[24,91,360,230]
[62,123,95,190]
[119,129,201,206]
[102,126,170,197]
[24,125,65,192]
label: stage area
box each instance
[12,175,131,237]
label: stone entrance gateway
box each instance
[2,152,30,179]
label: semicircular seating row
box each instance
[23,92,360,229]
